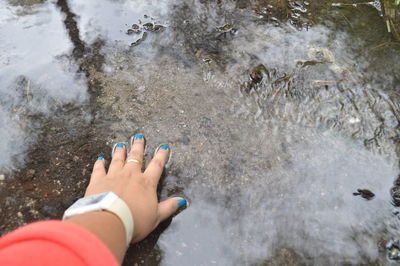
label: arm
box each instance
[66,211,126,263]
[0,134,186,266]
[64,134,187,263]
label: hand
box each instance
[85,134,186,243]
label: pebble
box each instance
[17,212,23,218]
[27,169,35,179]
[0,174,5,181]
[41,205,58,217]
[387,240,400,260]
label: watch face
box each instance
[69,192,108,209]
[63,192,119,220]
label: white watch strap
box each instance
[106,195,134,246]
[63,192,134,247]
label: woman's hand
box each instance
[85,134,186,243]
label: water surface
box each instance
[1,0,400,265]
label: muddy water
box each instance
[1,0,400,265]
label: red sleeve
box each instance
[0,220,119,266]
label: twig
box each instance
[368,41,400,51]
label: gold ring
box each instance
[126,159,142,165]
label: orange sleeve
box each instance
[0,220,119,266]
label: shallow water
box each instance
[1,0,400,265]
[0,0,86,171]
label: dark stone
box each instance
[40,205,59,218]
[143,22,154,31]
[353,188,375,200]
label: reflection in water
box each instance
[159,130,398,265]
[68,0,170,47]
[0,0,86,171]
[68,0,400,264]
[2,0,400,264]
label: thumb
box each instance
[157,197,187,223]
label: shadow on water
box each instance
[1,0,400,265]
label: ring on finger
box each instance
[126,159,142,165]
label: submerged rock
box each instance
[153,25,166,32]
[250,64,268,83]
[130,32,147,47]
[126,29,135,35]
[127,20,166,46]
[140,22,165,32]
[387,240,400,260]
[143,22,154,31]
[127,24,142,35]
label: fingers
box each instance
[89,156,106,183]
[126,134,145,173]
[109,143,126,173]
[156,197,187,224]
[144,144,169,184]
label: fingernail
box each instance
[135,133,143,140]
[178,198,186,208]
[116,143,125,148]
[161,144,169,150]
[97,156,104,160]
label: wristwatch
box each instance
[63,192,134,246]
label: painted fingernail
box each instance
[97,156,104,160]
[161,144,169,150]
[178,198,186,208]
[116,143,125,148]
[135,133,143,140]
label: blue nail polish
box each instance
[161,144,168,150]
[98,156,104,160]
[116,143,124,148]
[135,134,143,140]
[178,199,186,208]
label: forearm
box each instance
[65,211,127,264]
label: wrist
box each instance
[63,192,134,246]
